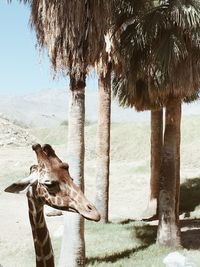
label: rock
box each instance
[45,206,63,217]
[163,252,196,267]
[46,210,63,217]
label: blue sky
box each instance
[0,1,97,95]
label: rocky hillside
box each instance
[0,116,36,147]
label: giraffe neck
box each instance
[27,197,55,267]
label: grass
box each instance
[52,220,200,267]
[84,221,200,267]
[29,115,200,174]
[2,117,200,266]
[1,218,200,267]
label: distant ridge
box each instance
[0,88,199,128]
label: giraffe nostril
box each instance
[87,204,93,211]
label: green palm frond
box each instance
[112,0,152,28]
[113,0,200,110]
[169,0,200,29]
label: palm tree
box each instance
[17,0,111,265]
[113,0,200,247]
[113,0,163,221]
[95,59,112,223]
[95,1,156,223]
[94,1,145,224]
[112,0,163,221]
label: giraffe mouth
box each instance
[68,207,77,213]
[76,204,101,222]
[81,212,101,222]
[81,213,101,222]
[51,204,100,221]
[50,204,77,214]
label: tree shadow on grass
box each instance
[118,219,137,225]
[86,245,147,265]
[117,219,157,246]
[133,224,157,246]
[129,220,200,250]
[132,220,200,250]
[89,177,200,265]
[180,219,200,249]
[86,220,200,266]
[86,220,156,265]
[181,228,200,249]
[86,222,157,265]
[180,178,200,214]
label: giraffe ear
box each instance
[4,174,38,194]
[4,181,31,194]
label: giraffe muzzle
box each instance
[77,203,101,222]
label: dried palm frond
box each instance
[183,90,200,103]
[17,0,111,82]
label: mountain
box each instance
[0,88,199,128]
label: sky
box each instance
[0,2,199,115]
[0,1,97,95]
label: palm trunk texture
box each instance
[95,69,111,223]
[59,75,86,267]
[175,103,181,227]
[147,109,163,217]
[157,98,181,247]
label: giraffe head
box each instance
[4,144,100,222]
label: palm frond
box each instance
[19,0,112,80]
[183,90,200,103]
[169,0,200,29]
[113,0,200,110]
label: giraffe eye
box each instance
[43,181,60,194]
[30,165,38,174]
[43,180,52,185]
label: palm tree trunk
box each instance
[95,68,111,223]
[175,103,181,229]
[157,98,181,247]
[145,109,163,218]
[59,74,86,267]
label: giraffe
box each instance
[5,143,100,267]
